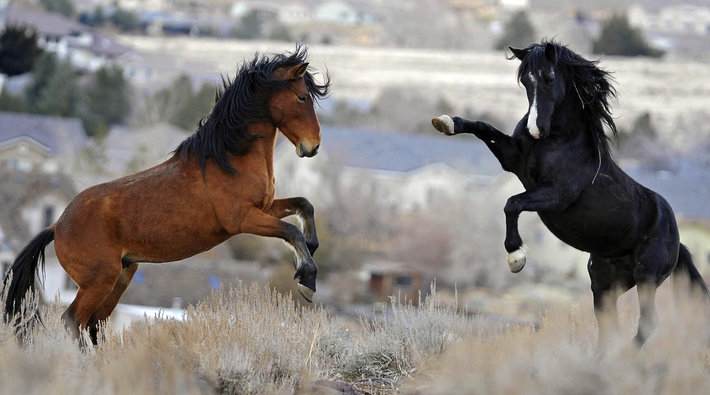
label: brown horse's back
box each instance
[54,157,229,275]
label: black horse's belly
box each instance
[538,199,641,255]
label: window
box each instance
[44,206,54,228]
[395,275,412,287]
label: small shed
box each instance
[362,260,432,305]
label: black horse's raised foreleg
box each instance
[432,115,521,172]
[240,207,318,302]
[267,197,319,256]
[503,187,576,272]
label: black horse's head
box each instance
[510,42,565,139]
[509,41,617,148]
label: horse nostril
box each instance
[312,144,320,154]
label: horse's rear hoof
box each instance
[432,115,455,135]
[507,244,527,273]
[298,284,315,303]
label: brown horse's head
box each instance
[269,63,322,158]
[175,46,329,173]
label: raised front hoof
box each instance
[432,115,455,135]
[297,283,315,303]
[507,245,527,273]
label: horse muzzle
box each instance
[297,142,320,158]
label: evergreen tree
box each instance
[171,84,215,131]
[110,8,140,32]
[495,11,537,50]
[40,0,76,18]
[0,88,27,112]
[85,65,131,125]
[593,14,664,57]
[31,63,79,117]
[25,53,79,117]
[233,10,262,39]
[0,25,42,76]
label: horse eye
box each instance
[297,95,307,102]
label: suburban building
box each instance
[0,6,133,71]
[274,126,710,282]
[274,126,501,212]
[0,112,87,174]
[102,122,189,176]
[629,1,710,36]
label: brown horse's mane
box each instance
[174,45,330,173]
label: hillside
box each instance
[119,36,710,152]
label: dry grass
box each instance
[2,281,710,394]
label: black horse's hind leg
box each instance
[635,283,659,346]
[588,255,634,351]
[432,116,522,172]
[632,199,680,346]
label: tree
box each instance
[110,8,140,32]
[171,84,215,131]
[232,10,262,39]
[40,0,75,18]
[79,6,107,27]
[495,11,536,50]
[25,54,79,117]
[0,25,42,76]
[593,14,664,57]
[85,65,131,125]
[0,88,26,112]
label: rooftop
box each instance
[315,126,502,177]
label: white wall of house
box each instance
[315,1,359,25]
[20,193,70,236]
[278,2,311,25]
[43,256,77,305]
[630,4,710,36]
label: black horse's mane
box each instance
[175,45,330,173]
[515,40,617,163]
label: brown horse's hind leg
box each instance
[61,259,122,345]
[86,264,139,344]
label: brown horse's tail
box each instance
[674,243,710,300]
[2,228,54,327]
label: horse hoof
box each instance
[298,284,315,303]
[432,115,455,135]
[507,244,527,273]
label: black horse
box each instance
[432,41,709,346]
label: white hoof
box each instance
[507,244,527,273]
[432,115,455,135]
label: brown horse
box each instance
[3,46,330,343]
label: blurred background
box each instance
[0,0,709,328]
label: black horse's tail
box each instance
[673,243,710,299]
[2,228,54,324]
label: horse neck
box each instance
[243,123,278,174]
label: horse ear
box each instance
[508,46,529,60]
[287,63,309,80]
[544,43,557,64]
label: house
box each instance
[362,260,431,305]
[629,2,710,36]
[0,7,133,71]
[0,170,78,304]
[102,122,189,176]
[0,112,87,174]
[314,1,377,26]
[274,126,501,212]
[274,126,710,283]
